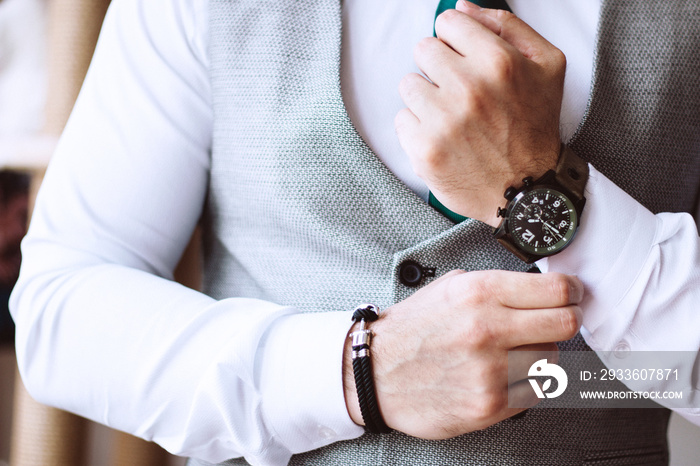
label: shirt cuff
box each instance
[259,310,364,459]
[537,165,660,349]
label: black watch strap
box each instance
[554,144,588,199]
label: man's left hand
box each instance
[395,0,566,228]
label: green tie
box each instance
[428,0,512,223]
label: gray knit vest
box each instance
[193,1,700,464]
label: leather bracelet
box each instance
[350,304,391,434]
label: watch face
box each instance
[508,187,578,256]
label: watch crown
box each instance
[497,207,507,218]
[504,187,518,201]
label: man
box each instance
[10,0,700,465]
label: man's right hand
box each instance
[343,269,583,438]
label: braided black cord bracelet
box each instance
[350,304,391,434]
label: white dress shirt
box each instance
[10,1,700,465]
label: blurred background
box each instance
[0,0,697,465]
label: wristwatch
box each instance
[493,144,589,264]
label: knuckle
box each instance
[464,273,492,306]
[549,48,567,74]
[445,82,480,120]
[398,75,411,99]
[495,10,520,37]
[441,270,469,304]
[441,8,462,22]
[414,36,440,60]
[398,73,422,100]
[394,109,410,134]
[549,273,571,304]
[489,48,517,81]
[557,307,580,340]
[435,8,460,33]
[394,107,408,124]
[495,9,516,23]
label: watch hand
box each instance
[533,212,551,228]
[542,221,562,238]
[543,222,560,234]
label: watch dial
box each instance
[508,187,578,256]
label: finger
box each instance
[505,305,582,347]
[454,0,563,66]
[394,107,423,157]
[507,343,559,384]
[413,36,463,87]
[474,270,583,309]
[434,8,507,61]
[395,105,420,128]
[398,72,439,120]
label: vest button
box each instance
[399,260,424,287]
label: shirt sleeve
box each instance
[537,165,700,424]
[9,0,363,464]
